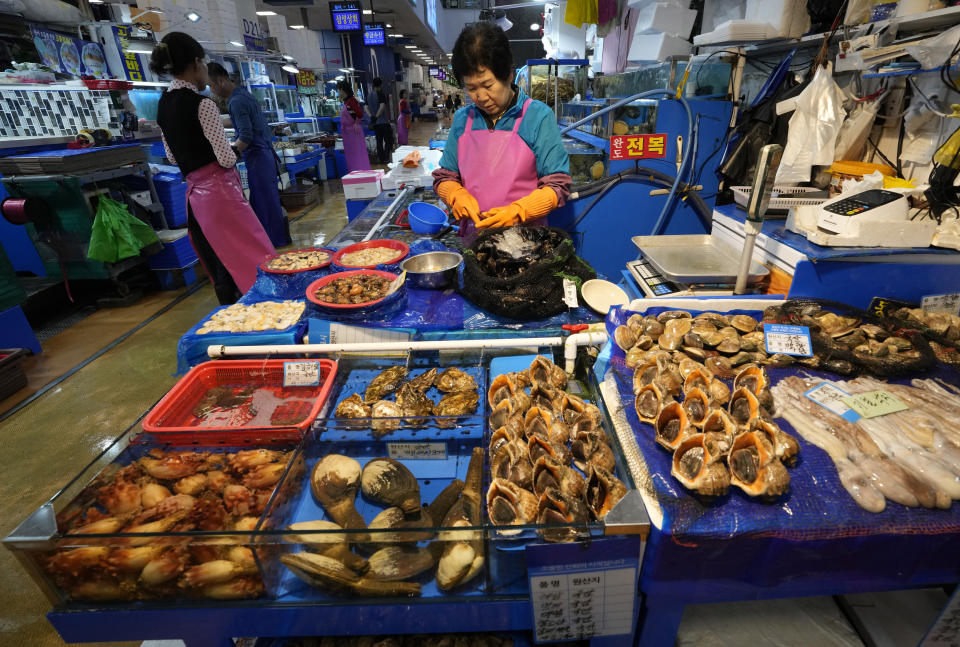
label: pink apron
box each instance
[457,98,541,242]
[340,103,371,172]
[185,162,275,294]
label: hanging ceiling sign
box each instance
[110,25,145,82]
[329,1,361,31]
[242,18,266,51]
[363,22,385,46]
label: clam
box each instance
[614,325,638,351]
[426,480,465,527]
[310,455,367,533]
[284,523,369,573]
[335,394,370,426]
[572,430,615,473]
[733,365,769,395]
[665,317,693,338]
[654,401,693,451]
[657,310,692,323]
[695,312,730,327]
[395,383,434,425]
[813,312,859,338]
[436,448,484,590]
[366,546,435,581]
[681,387,710,428]
[729,387,760,428]
[642,319,665,339]
[635,383,667,424]
[370,400,402,437]
[585,465,627,520]
[683,369,711,394]
[708,379,731,406]
[671,433,730,496]
[728,431,790,498]
[528,433,572,466]
[524,406,569,445]
[487,478,538,527]
[729,351,754,367]
[655,357,684,396]
[627,313,645,333]
[659,331,683,351]
[716,336,742,355]
[281,552,421,597]
[537,487,589,543]
[680,346,709,361]
[365,506,433,546]
[434,367,477,393]
[634,334,654,351]
[683,332,704,349]
[361,458,420,515]
[364,366,409,404]
[750,419,800,467]
[532,455,586,498]
[433,391,479,427]
[625,346,648,368]
[740,331,765,352]
[705,356,735,380]
[730,314,759,333]
[528,355,567,390]
[406,368,438,392]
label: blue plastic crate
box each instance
[153,173,188,228]
[148,231,197,269]
[153,261,199,290]
[345,198,371,222]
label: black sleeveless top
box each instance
[156,88,218,176]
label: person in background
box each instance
[444,93,455,127]
[397,89,411,146]
[151,32,274,305]
[206,62,290,248]
[432,23,571,242]
[337,80,370,173]
[367,77,393,164]
[454,93,462,110]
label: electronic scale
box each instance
[817,189,909,236]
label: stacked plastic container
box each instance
[627,0,696,63]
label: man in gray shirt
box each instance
[367,77,393,164]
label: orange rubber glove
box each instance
[476,187,559,229]
[436,181,481,226]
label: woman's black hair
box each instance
[399,89,407,97]
[149,31,205,77]
[336,80,354,98]
[451,22,513,84]
[206,61,229,80]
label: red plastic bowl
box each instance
[307,270,399,310]
[331,239,409,269]
[260,248,335,274]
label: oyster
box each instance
[364,366,409,404]
[436,448,484,590]
[486,478,538,527]
[733,365,769,394]
[654,401,693,451]
[310,455,367,534]
[671,433,730,496]
[527,433,572,465]
[370,400,402,437]
[537,487,589,542]
[406,368,438,392]
[528,355,568,390]
[635,383,667,424]
[614,325,637,351]
[750,418,800,467]
[395,383,434,425]
[585,465,627,520]
[433,391,480,427]
[728,387,760,428]
[730,314,759,333]
[361,458,421,515]
[681,387,711,428]
[728,430,790,498]
[532,455,585,498]
[572,430,615,473]
[524,406,569,445]
[335,394,370,425]
[281,552,421,597]
[366,546,436,581]
[435,367,477,393]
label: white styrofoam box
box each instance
[628,32,691,63]
[635,2,697,37]
[744,0,810,38]
[390,146,441,167]
[627,0,688,8]
[693,20,779,45]
[342,169,385,200]
[701,0,746,33]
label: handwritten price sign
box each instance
[609,134,667,161]
[841,390,908,418]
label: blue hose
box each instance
[560,89,695,235]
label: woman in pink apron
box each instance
[151,32,274,304]
[337,80,371,173]
[397,89,411,146]
[432,23,572,243]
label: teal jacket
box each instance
[433,86,572,204]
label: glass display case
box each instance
[250,84,303,121]
[128,89,162,122]
[286,118,319,137]
[610,99,658,137]
[560,100,608,138]
[519,62,589,110]
[565,138,608,184]
[315,97,340,118]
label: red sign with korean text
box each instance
[609,134,668,161]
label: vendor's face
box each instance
[193,59,208,92]
[463,66,512,116]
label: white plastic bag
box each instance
[775,65,846,185]
[905,23,960,69]
[834,97,879,160]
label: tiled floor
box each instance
[0,120,948,647]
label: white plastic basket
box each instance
[731,185,827,212]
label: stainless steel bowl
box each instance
[401,251,462,289]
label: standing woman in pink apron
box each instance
[432,23,571,243]
[337,80,371,173]
[151,33,275,304]
[397,89,411,146]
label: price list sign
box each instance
[763,323,813,356]
[527,537,639,643]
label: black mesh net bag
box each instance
[460,226,596,321]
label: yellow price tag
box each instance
[840,390,908,418]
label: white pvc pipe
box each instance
[565,331,608,374]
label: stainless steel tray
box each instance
[631,235,770,284]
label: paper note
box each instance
[562,279,579,309]
[530,567,636,642]
[283,361,320,387]
[763,323,813,356]
[841,390,908,418]
[921,292,960,315]
[387,442,447,460]
[804,383,862,422]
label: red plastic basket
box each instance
[306,270,398,311]
[82,79,133,90]
[142,359,337,443]
[331,239,409,269]
[259,248,334,274]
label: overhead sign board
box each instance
[362,22,385,46]
[329,1,361,31]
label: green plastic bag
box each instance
[87,196,160,263]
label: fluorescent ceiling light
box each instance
[289,24,305,29]
[530,22,540,31]
[282,64,300,73]
[256,10,276,15]
[185,11,201,22]
[282,54,295,61]
[385,23,392,28]
[125,46,154,54]
[404,45,416,49]
[362,9,372,14]
[338,68,351,73]
[229,40,243,47]
[88,0,103,4]
[334,75,344,81]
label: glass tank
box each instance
[287,119,318,136]
[521,64,589,110]
[610,99,658,137]
[565,138,607,185]
[560,100,608,138]
[316,97,340,118]
[250,85,277,116]
[128,89,162,121]
[275,86,301,116]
